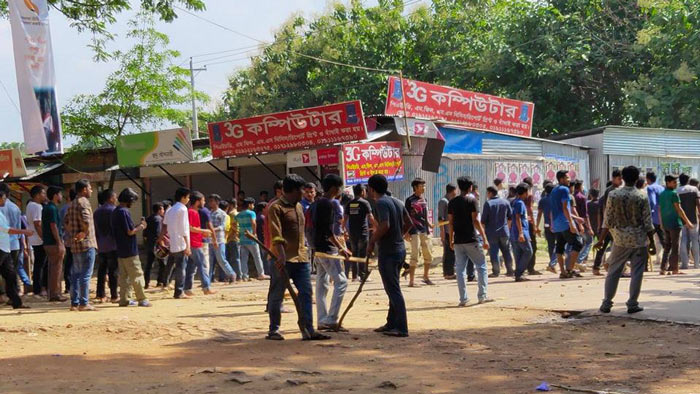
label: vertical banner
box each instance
[8,0,62,155]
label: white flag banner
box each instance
[8,0,62,155]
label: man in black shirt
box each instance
[144,203,164,289]
[368,174,411,337]
[312,174,350,331]
[344,184,375,281]
[448,176,493,307]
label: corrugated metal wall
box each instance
[482,139,542,156]
[542,141,590,188]
[603,127,700,158]
[608,155,700,178]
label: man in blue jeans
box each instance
[63,179,98,311]
[367,174,412,337]
[185,192,215,295]
[511,183,533,282]
[480,186,513,277]
[207,194,236,283]
[448,176,494,307]
[311,174,350,332]
[266,174,330,341]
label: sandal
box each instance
[303,331,331,341]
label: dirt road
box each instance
[1,271,699,393]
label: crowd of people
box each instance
[0,164,697,337]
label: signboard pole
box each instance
[399,70,412,150]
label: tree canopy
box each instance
[217,0,700,137]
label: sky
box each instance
[0,0,387,146]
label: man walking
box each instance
[237,197,268,280]
[551,171,584,278]
[207,194,236,282]
[367,174,411,337]
[596,166,656,314]
[111,188,151,307]
[593,170,622,274]
[185,191,215,295]
[0,188,34,309]
[448,176,493,307]
[537,182,558,273]
[311,174,349,332]
[0,183,32,295]
[646,172,665,269]
[160,187,191,299]
[42,186,66,302]
[658,175,694,275]
[522,177,541,275]
[94,189,118,303]
[63,180,98,311]
[511,183,533,282]
[676,174,700,270]
[27,185,46,296]
[438,183,457,280]
[266,174,330,341]
[481,186,514,277]
[573,180,594,270]
[405,177,434,286]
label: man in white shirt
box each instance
[26,185,47,296]
[0,188,35,309]
[159,187,191,299]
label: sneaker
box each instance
[627,305,644,314]
[138,300,152,307]
[571,270,583,278]
[265,331,285,341]
[515,276,530,282]
[478,298,495,304]
[444,275,456,280]
[559,273,570,279]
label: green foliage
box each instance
[0,141,26,156]
[1,0,205,59]
[61,12,203,151]
[217,0,700,136]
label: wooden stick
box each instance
[244,231,310,338]
[336,255,372,332]
[437,220,449,227]
[550,384,623,394]
[314,251,376,265]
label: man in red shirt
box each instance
[184,191,214,296]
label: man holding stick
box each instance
[311,174,350,332]
[367,174,411,338]
[266,174,330,341]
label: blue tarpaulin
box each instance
[439,127,483,154]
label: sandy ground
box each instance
[2,257,700,394]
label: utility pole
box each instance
[189,57,207,140]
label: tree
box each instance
[1,0,205,58]
[624,0,700,130]
[215,0,670,137]
[61,12,205,187]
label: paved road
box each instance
[357,267,700,325]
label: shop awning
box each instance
[19,162,64,181]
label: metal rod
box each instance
[253,156,282,180]
[207,161,240,187]
[119,169,151,197]
[157,165,185,187]
[305,166,322,182]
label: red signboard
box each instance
[342,141,404,185]
[317,147,340,166]
[385,76,534,137]
[208,101,368,158]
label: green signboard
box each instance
[116,128,193,168]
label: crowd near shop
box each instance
[1,76,697,340]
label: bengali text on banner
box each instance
[208,101,368,158]
[384,76,534,138]
[342,141,404,185]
